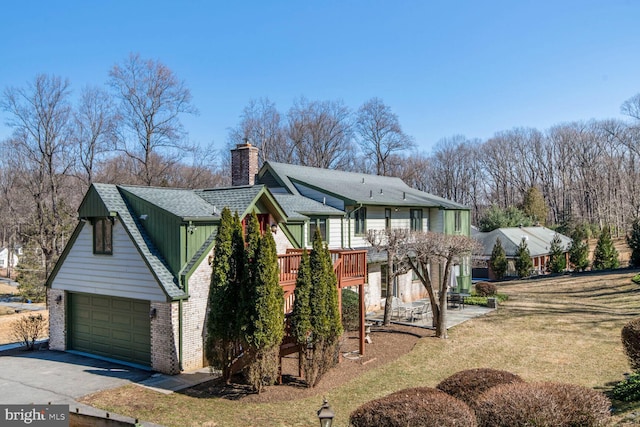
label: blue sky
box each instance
[1,1,639,153]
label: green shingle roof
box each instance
[260,162,468,209]
[194,185,266,217]
[272,194,345,220]
[119,185,217,219]
[92,184,186,300]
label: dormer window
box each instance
[94,218,113,255]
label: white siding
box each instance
[328,218,342,249]
[430,208,444,233]
[51,221,167,301]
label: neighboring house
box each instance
[0,247,19,269]
[46,143,470,373]
[472,226,572,279]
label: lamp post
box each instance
[317,399,334,427]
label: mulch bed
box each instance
[181,324,433,403]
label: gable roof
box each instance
[473,226,573,258]
[259,161,468,209]
[49,183,186,300]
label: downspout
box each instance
[178,299,184,371]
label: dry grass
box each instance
[0,282,18,295]
[0,309,49,344]
[80,270,640,427]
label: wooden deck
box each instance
[277,248,368,362]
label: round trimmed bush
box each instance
[436,368,523,408]
[475,282,497,297]
[474,382,611,427]
[349,387,476,427]
[622,318,640,371]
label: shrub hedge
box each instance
[612,372,640,402]
[475,282,497,297]
[622,318,640,371]
[349,387,476,427]
[436,368,523,408]
[474,382,611,427]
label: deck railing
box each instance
[277,249,367,313]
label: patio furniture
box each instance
[410,302,432,322]
[447,293,465,310]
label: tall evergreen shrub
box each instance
[627,219,640,268]
[569,226,590,271]
[547,233,566,273]
[489,237,508,280]
[514,239,533,278]
[245,227,284,392]
[593,225,619,270]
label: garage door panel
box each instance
[68,293,150,366]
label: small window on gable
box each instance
[94,218,113,255]
[309,218,327,243]
[385,208,391,230]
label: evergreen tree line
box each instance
[489,226,624,280]
[206,208,342,390]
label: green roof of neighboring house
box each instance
[472,226,573,258]
[259,161,468,209]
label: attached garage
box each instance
[68,293,151,367]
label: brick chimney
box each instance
[231,141,259,186]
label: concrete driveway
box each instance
[0,348,152,405]
[0,346,215,425]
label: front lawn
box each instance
[81,270,640,426]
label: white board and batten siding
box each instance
[51,221,167,302]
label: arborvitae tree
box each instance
[489,237,508,280]
[245,227,284,392]
[290,250,312,346]
[296,229,344,387]
[514,239,533,278]
[593,225,619,270]
[522,186,548,225]
[206,207,243,382]
[569,227,590,272]
[547,233,566,273]
[238,213,261,338]
[627,219,640,268]
[14,244,47,302]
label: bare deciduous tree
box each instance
[366,228,411,326]
[109,53,198,186]
[408,231,481,338]
[1,74,77,276]
[355,97,414,176]
[286,97,354,169]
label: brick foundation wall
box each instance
[47,288,66,350]
[179,252,213,371]
[150,301,180,374]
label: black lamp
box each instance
[317,399,334,427]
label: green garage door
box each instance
[68,293,151,366]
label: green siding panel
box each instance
[68,293,151,366]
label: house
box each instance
[255,154,472,308]
[472,226,572,279]
[0,246,20,270]
[46,143,470,373]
